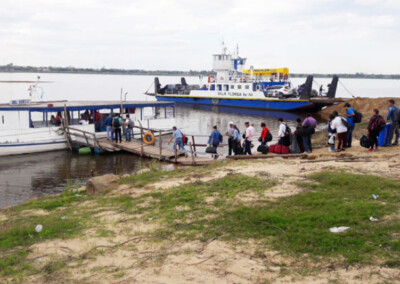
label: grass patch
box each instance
[132,171,400,265]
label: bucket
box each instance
[378,123,391,147]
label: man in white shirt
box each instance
[244,122,254,155]
[277,118,291,147]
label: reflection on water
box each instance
[0,151,158,208]
[0,104,315,209]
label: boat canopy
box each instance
[242,68,289,76]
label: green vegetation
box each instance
[1,167,400,281]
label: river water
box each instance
[1,73,399,208]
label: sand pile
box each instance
[320,97,397,121]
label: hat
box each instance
[229,121,234,125]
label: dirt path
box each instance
[11,144,400,283]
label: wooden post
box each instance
[63,104,72,150]
[189,142,196,166]
[191,136,197,157]
[174,143,178,163]
[159,130,162,158]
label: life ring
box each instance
[143,132,155,145]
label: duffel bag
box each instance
[257,145,269,154]
[205,146,217,154]
[360,135,372,149]
[272,144,290,154]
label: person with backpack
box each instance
[344,103,356,148]
[386,99,399,146]
[259,122,270,146]
[368,109,386,152]
[112,114,122,143]
[169,126,185,152]
[208,125,223,159]
[302,113,317,153]
[277,118,291,147]
[330,111,347,152]
[124,114,134,142]
[244,122,255,155]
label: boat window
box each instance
[231,85,234,89]
[224,85,229,91]
[210,85,215,90]
[238,85,242,90]
[218,55,222,60]
[245,85,249,90]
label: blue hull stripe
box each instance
[0,141,66,147]
[155,96,313,111]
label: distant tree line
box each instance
[1,63,399,79]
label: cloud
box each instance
[0,0,399,73]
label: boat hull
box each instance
[155,95,314,111]
[0,140,68,156]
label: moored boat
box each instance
[0,100,175,156]
[148,45,339,111]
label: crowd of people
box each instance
[327,99,399,152]
[169,100,399,158]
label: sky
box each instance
[0,0,399,74]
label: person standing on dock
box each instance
[244,122,254,155]
[344,103,355,148]
[386,99,399,146]
[225,122,235,156]
[124,115,134,142]
[302,114,317,153]
[208,125,222,159]
[232,125,241,155]
[169,126,185,152]
[112,114,122,143]
[104,113,113,141]
[319,85,324,96]
[259,122,269,146]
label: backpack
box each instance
[284,123,291,136]
[372,116,386,132]
[360,135,372,148]
[113,117,121,128]
[353,110,363,123]
[182,136,188,145]
[266,131,273,142]
[128,119,134,128]
[341,117,350,129]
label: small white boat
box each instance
[0,99,176,156]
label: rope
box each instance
[339,80,356,98]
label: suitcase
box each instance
[205,146,217,154]
[257,145,269,154]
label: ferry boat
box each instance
[149,45,339,111]
[0,99,175,156]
